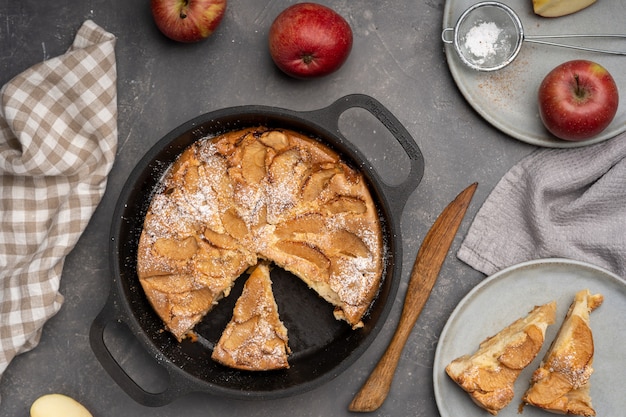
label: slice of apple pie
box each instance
[521,289,603,417]
[211,262,291,371]
[446,301,557,415]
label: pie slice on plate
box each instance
[522,289,603,416]
[446,301,557,415]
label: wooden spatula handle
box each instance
[348,182,477,412]
[348,286,430,411]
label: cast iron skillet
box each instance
[89,94,424,406]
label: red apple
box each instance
[151,0,226,43]
[538,60,619,141]
[268,3,353,79]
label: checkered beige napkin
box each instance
[0,20,117,382]
[458,132,626,278]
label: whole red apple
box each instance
[538,60,619,141]
[151,0,226,43]
[268,3,353,79]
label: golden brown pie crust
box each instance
[522,289,603,417]
[211,262,290,371]
[445,302,557,415]
[136,127,383,343]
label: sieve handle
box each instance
[524,34,626,56]
[441,27,455,44]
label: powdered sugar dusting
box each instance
[462,20,512,69]
[137,127,384,337]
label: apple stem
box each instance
[574,74,582,98]
[180,0,189,19]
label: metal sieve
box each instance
[442,1,626,72]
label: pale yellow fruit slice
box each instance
[30,394,93,417]
[532,0,596,17]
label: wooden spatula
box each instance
[349,182,477,412]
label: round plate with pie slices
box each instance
[433,258,626,417]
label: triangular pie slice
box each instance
[521,289,603,416]
[211,262,291,371]
[446,301,557,415]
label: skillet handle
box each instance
[89,293,193,407]
[304,94,425,216]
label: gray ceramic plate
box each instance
[434,258,626,416]
[442,1,626,148]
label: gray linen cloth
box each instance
[458,132,626,278]
[0,20,117,385]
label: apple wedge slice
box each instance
[532,0,596,17]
